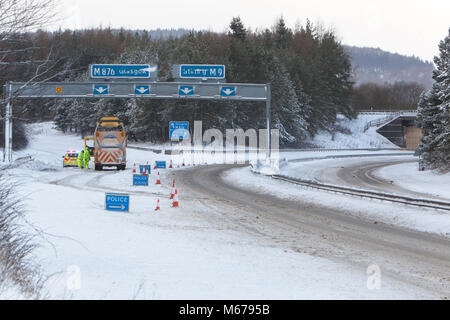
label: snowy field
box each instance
[309,114,399,149]
[374,162,450,200]
[0,122,441,299]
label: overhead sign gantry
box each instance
[2,64,271,162]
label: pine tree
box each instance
[417,28,449,170]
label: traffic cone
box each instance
[172,189,179,207]
[154,161,157,170]
[156,171,161,185]
[182,159,185,167]
[132,163,136,173]
[155,199,160,211]
[169,160,173,169]
[170,179,176,199]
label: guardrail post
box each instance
[4,84,12,162]
[266,83,271,160]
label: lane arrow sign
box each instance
[220,86,236,97]
[135,85,150,95]
[93,84,109,95]
[179,86,194,96]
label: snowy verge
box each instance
[223,166,450,237]
[373,162,450,200]
[307,114,399,149]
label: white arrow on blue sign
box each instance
[156,161,166,169]
[179,86,194,96]
[90,64,157,79]
[93,84,109,95]
[105,193,129,212]
[135,85,150,95]
[220,86,236,97]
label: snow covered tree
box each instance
[264,51,311,145]
[416,28,450,170]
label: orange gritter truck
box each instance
[94,117,127,170]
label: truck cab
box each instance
[94,117,127,170]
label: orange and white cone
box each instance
[155,198,160,211]
[132,163,136,173]
[172,189,179,207]
[169,160,173,169]
[156,171,161,185]
[154,161,157,170]
[182,159,185,167]
[170,179,176,199]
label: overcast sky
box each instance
[55,0,449,62]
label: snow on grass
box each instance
[309,114,398,149]
[18,177,435,299]
[374,162,450,200]
[0,122,438,299]
[224,166,450,238]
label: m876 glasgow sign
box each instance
[90,64,157,79]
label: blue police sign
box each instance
[220,86,236,97]
[105,193,129,212]
[133,174,149,186]
[179,64,225,79]
[93,84,109,95]
[156,161,166,169]
[135,85,151,95]
[169,121,189,140]
[90,64,157,79]
[179,85,194,96]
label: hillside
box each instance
[345,46,434,89]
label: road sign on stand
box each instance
[156,161,166,169]
[139,164,151,174]
[169,121,189,140]
[93,84,109,95]
[90,64,157,79]
[133,174,149,186]
[105,193,130,212]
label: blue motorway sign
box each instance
[156,161,166,169]
[135,85,151,95]
[133,174,149,186]
[105,193,129,212]
[179,85,194,96]
[179,64,225,79]
[169,121,189,140]
[90,64,157,79]
[220,86,236,97]
[93,84,109,95]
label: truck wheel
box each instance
[95,164,102,171]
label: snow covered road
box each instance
[280,156,449,201]
[176,165,450,299]
[2,123,449,299]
